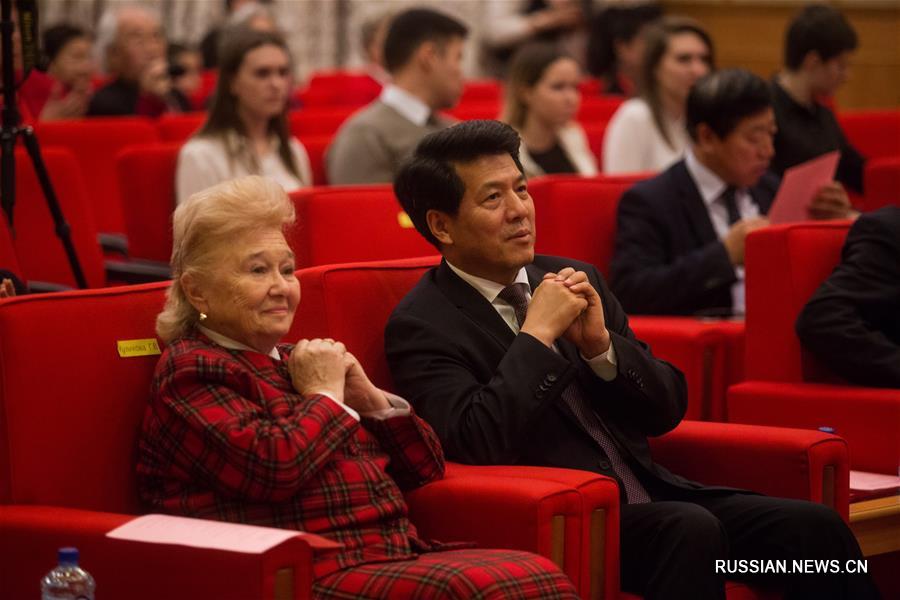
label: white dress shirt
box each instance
[379,83,431,127]
[446,262,618,381]
[197,325,409,421]
[684,150,760,314]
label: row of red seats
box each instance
[0,253,850,599]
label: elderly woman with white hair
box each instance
[88,3,190,116]
[138,175,579,599]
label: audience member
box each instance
[167,43,203,105]
[602,16,713,173]
[481,0,587,77]
[796,206,900,389]
[138,175,579,600]
[771,4,865,194]
[0,272,24,298]
[586,1,662,96]
[611,69,855,316]
[503,43,597,177]
[40,23,94,118]
[2,11,87,121]
[176,30,311,204]
[88,4,189,116]
[200,0,275,69]
[385,119,876,600]
[326,8,467,185]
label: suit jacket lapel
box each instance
[673,161,719,246]
[434,260,517,349]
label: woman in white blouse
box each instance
[176,29,311,204]
[503,43,598,178]
[602,17,713,174]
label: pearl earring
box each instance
[199,312,208,322]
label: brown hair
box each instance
[503,43,577,129]
[640,16,714,149]
[197,28,301,180]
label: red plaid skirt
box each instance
[313,548,578,599]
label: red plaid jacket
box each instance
[137,332,446,579]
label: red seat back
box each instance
[837,109,900,159]
[0,213,22,281]
[116,143,181,262]
[529,174,651,276]
[0,282,169,513]
[157,113,207,142]
[577,96,624,123]
[35,118,160,235]
[289,107,356,137]
[446,102,500,121]
[11,147,106,288]
[744,222,851,382]
[459,80,502,104]
[863,155,900,212]
[287,186,438,268]
[291,257,439,390]
[298,135,332,186]
[296,71,382,107]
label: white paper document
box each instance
[107,514,303,554]
[849,470,900,492]
[767,151,840,224]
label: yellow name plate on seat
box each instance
[117,338,161,358]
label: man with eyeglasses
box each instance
[610,68,856,317]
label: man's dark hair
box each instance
[383,8,468,74]
[395,120,524,249]
[686,69,772,141]
[784,4,858,70]
[42,24,88,65]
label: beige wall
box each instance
[663,1,900,109]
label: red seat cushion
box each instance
[863,155,900,212]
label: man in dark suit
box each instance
[610,69,855,316]
[797,206,900,388]
[385,120,876,599]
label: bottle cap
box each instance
[58,547,79,566]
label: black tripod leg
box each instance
[20,127,88,289]
[0,125,14,229]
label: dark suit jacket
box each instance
[610,160,778,316]
[386,255,715,499]
[796,207,900,388]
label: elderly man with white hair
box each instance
[87,4,189,116]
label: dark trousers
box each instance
[619,492,879,600]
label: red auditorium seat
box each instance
[10,147,106,288]
[289,107,356,137]
[837,109,900,159]
[291,256,852,599]
[286,185,438,268]
[581,120,607,165]
[295,70,382,107]
[458,79,502,104]
[577,96,625,123]
[156,112,206,142]
[729,222,900,474]
[528,174,746,421]
[445,101,500,121]
[116,143,181,263]
[0,213,22,282]
[0,276,617,600]
[35,117,160,237]
[297,134,331,186]
[862,155,900,212]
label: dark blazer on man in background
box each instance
[610,159,778,316]
[385,255,724,500]
[796,206,900,389]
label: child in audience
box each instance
[175,29,311,204]
[503,43,597,177]
[602,16,713,174]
